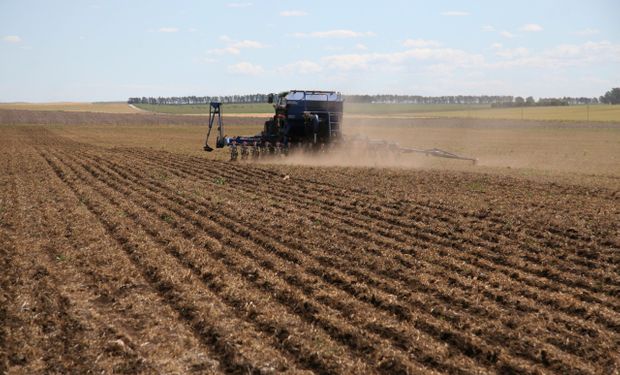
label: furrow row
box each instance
[59,146,494,374]
[129,149,619,330]
[41,149,311,375]
[86,148,600,374]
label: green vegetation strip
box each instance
[134,103,620,122]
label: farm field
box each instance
[3,101,619,122]
[135,103,275,115]
[133,102,620,122]
[416,105,620,123]
[0,102,142,114]
[1,107,619,184]
[133,103,491,116]
[1,110,619,374]
[32,113,619,181]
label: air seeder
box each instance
[203,90,477,164]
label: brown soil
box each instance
[1,124,618,374]
[2,108,618,129]
[0,109,263,127]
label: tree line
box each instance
[128,90,616,106]
[600,88,620,104]
[491,96,599,108]
[128,94,519,105]
[128,94,271,105]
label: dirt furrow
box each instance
[21,144,224,373]
[1,142,106,373]
[208,156,619,318]
[131,149,618,297]
[40,149,309,375]
[0,151,24,373]
[58,145,492,374]
[118,149,617,370]
[3,128,617,374]
[84,147,604,374]
[151,149,619,266]
[251,162,618,253]
[127,149,618,333]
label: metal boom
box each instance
[203,102,225,152]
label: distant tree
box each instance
[128,93,606,106]
[537,98,568,106]
[525,96,535,106]
[600,88,620,104]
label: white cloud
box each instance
[548,41,620,60]
[354,43,368,51]
[491,43,503,49]
[279,10,308,17]
[322,47,484,71]
[277,60,322,74]
[482,25,495,32]
[520,24,543,32]
[208,36,266,55]
[495,47,530,59]
[232,40,265,49]
[158,27,179,33]
[441,11,470,16]
[208,47,241,55]
[500,31,516,38]
[489,41,620,69]
[402,39,441,48]
[322,54,371,71]
[3,35,22,43]
[291,30,375,38]
[548,44,582,58]
[227,2,252,8]
[403,48,484,65]
[227,62,264,75]
[572,28,600,36]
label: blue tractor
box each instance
[204,90,343,159]
[204,89,477,163]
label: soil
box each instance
[1,123,618,374]
[0,109,261,127]
[2,108,617,129]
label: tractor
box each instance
[203,89,476,163]
[204,90,343,158]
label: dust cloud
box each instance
[258,144,433,169]
[255,112,617,175]
[259,116,478,169]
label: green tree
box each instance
[525,96,535,106]
[515,96,525,106]
[600,88,620,104]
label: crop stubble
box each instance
[0,126,618,374]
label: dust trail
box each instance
[259,115,478,169]
[257,145,431,169]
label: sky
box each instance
[1,0,619,102]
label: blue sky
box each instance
[1,0,619,102]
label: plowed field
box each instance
[1,125,618,374]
